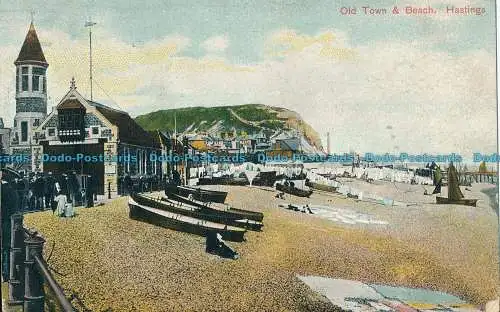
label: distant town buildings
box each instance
[182,129,306,158]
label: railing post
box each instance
[8,213,25,305]
[23,235,45,312]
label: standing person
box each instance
[432,166,442,194]
[124,174,132,195]
[45,172,55,210]
[172,170,181,186]
[68,171,79,205]
[66,172,75,204]
[86,175,94,208]
[54,190,68,217]
[58,173,69,203]
[34,173,45,211]
[28,173,35,210]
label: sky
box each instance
[0,0,496,157]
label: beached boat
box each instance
[276,181,313,198]
[435,196,477,206]
[305,181,338,193]
[172,185,228,203]
[436,162,477,207]
[166,192,264,222]
[128,198,246,242]
[252,171,277,187]
[198,174,249,186]
[132,193,263,231]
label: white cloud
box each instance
[200,35,229,53]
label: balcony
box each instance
[58,129,84,142]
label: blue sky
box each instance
[1,0,493,58]
[0,0,496,156]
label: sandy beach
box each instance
[22,182,499,311]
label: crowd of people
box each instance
[2,170,98,215]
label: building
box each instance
[9,22,49,170]
[250,131,271,152]
[31,79,162,195]
[0,118,11,155]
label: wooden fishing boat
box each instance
[175,185,228,203]
[436,162,478,207]
[276,182,313,198]
[128,198,246,242]
[436,196,477,207]
[166,192,264,222]
[198,175,248,186]
[252,171,277,187]
[132,193,263,231]
[305,181,338,193]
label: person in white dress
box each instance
[54,191,67,217]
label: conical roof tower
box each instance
[14,22,48,66]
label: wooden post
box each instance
[23,235,45,312]
[8,213,25,305]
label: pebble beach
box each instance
[22,182,499,311]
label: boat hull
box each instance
[198,176,249,186]
[305,181,337,193]
[252,171,277,187]
[128,199,246,242]
[276,183,313,198]
[436,196,478,207]
[133,193,263,231]
[176,186,228,203]
[165,192,264,223]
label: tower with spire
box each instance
[11,21,48,155]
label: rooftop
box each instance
[15,22,48,66]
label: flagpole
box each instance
[85,20,97,101]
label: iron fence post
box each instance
[8,213,25,305]
[23,235,45,312]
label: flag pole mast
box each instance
[85,20,97,101]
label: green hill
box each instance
[134,104,323,151]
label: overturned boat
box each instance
[276,180,313,198]
[197,173,249,186]
[172,185,228,203]
[128,198,246,242]
[252,171,277,187]
[166,192,264,223]
[436,162,478,207]
[305,180,338,193]
[132,193,263,231]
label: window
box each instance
[92,127,99,135]
[21,67,29,91]
[14,120,17,127]
[32,75,40,91]
[21,121,28,142]
[16,68,19,92]
[32,67,45,92]
[48,128,55,136]
[137,150,142,174]
[33,119,40,127]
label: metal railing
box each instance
[8,214,75,312]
